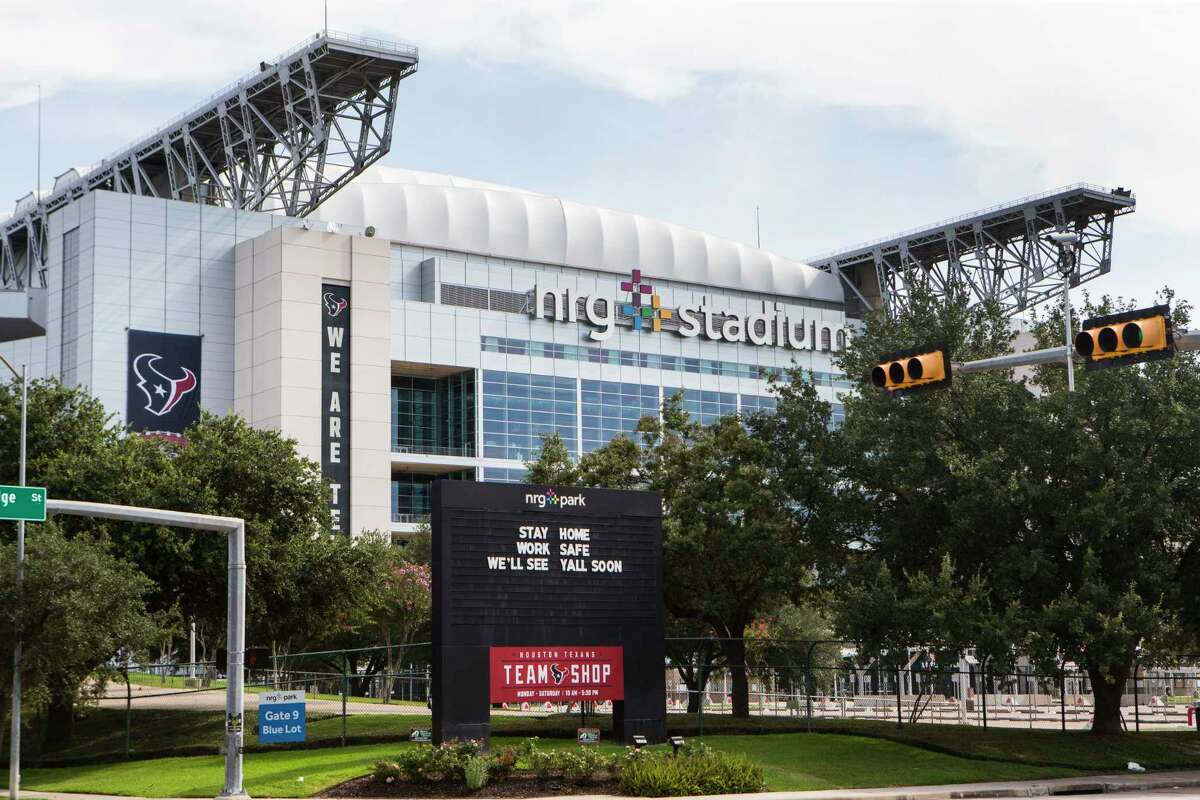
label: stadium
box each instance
[0,31,1137,539]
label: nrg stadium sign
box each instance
[532,268,850,350]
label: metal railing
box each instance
[392,443,475,458]
[391,513,431,525]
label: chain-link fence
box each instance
[15,641,1200,766]
[662,641,1200,734]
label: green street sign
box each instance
[0,485,47,522]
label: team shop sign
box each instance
[490,647,624,703]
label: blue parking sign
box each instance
[258,690,306,743]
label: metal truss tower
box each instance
[0,31,418,290]
[808,183,1136,318]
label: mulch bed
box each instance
[323,775,621,798]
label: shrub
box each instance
[619,743,764,796]
[464,755,490,791]
[381,740,484,784]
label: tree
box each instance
[824,283,1200,734]
[0,523,160,746]
[525,388,835,718]
[369,551,432,702]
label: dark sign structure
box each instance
[432,481,665,745]
[321,284,351,535]
[126,329,202,442]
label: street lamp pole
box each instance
[1044,230,1081,394]
[2,357,27,800]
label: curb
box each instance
[12,771,1200,800]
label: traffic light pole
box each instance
[1062,275,1075,393]
[953,330,1200,375]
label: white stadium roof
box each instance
[316,167,844,304]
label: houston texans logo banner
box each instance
[126,329,203,442]
[322,283,351,535]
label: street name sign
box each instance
[0,485,46,522]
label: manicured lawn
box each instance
[12,742,401,798]
[125,672,225,690]
[0,731,1143,798]
[700,734,1080,791]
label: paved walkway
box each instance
[11,769,1200,800]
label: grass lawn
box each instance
[700,734,1080,791]
[2,731,1154,798]
[125,672,226,690]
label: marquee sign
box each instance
[321,284,351,535]
[532,267,849,349]
[432,481,664,745]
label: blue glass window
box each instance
[581,379,659,453]
[482,370,577,461]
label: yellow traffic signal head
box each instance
[870,344,952,396]
[1075,304,1174,370]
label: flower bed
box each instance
[332,737,764,797]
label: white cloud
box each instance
[1,0,1194,237]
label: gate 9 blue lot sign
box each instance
[258,690,306,743]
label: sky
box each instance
[0,0,1196,314]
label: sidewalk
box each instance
[12,770,1200,800]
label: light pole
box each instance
[1044,230,1081,393]
[0,355,27,800]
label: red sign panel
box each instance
[489,646,624,703]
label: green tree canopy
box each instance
[823,284,1200,733]
[526,386,836,717]
[0,523,161,746]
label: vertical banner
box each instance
[321,284,351,535]
[126,329,202,443]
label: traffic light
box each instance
[215,646,271,673]
[1074,304,1175,370]
[870,344,952,396]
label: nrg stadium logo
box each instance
[524,487,587,509]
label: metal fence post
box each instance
[1060,665,1067,731]
[895,665,903,728]
[805,642,815,733]
[341,673,348,747]
[981,662,988,730]
[1133,663,1141,733]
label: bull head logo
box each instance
[132,353,198,417]
[550,663,566,685]
[323,291,348,317]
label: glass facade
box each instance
[739,394,779,414]
[391,470,474,521]
[391,372,475,456]
[483,370,578,461]
[581,379,660,453]
[482,467,528,483]
[481,335,852,389]
[60,228,81,388]
[676,388,737,426]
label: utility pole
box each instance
[755,205,761,249]
[3,358,28,800]
[190,620,197,679]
